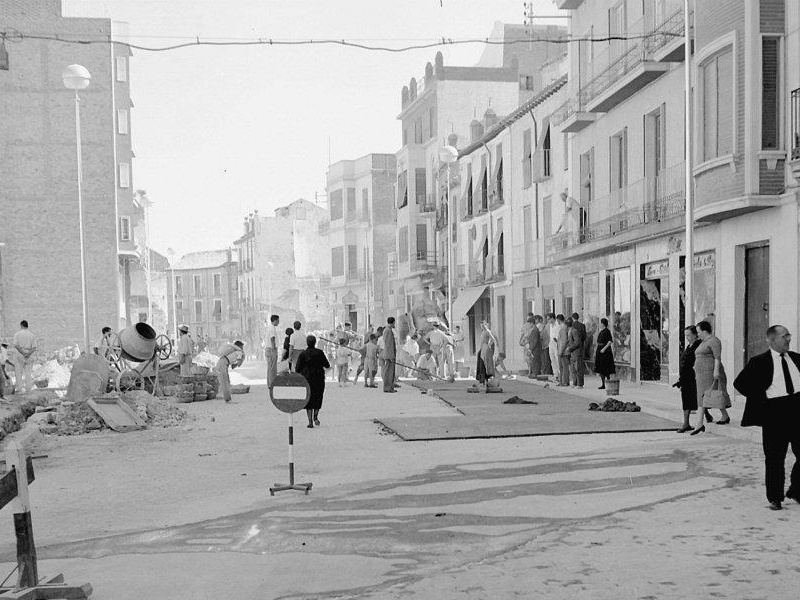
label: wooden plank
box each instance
[0,457,34,512]
[87,397,145,432]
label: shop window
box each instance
[605,267,632,364]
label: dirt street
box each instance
[0,371,795,599]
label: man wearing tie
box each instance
[734,325,800,510]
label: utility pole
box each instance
[683,0,694,327]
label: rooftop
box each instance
[174,249,234,270]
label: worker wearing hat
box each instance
[177,325,194,378]
[216,340,245,403]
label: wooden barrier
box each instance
[0,441,92,599]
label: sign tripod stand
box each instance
[269,372,313,495]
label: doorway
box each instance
[744,244,769,363]
[640,262,669,381]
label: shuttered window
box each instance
[330,189,343,220]
[522,129,532,188]
[399,227,409,262]
[701,47,734,161]
[762,37,780,150]
[415,168,427,204]
[331,246,344,276]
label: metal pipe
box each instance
[446,162,453,327]
[74,90,91,354]
[684,0,694,327]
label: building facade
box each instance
[326,154,397,332]
[0,0,136,349]
[168,250,240,343]
[234,199,330,346]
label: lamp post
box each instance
[438,145,458,328]
[62,64,92,354]
[683,0,695,328]
[167,247,178,342]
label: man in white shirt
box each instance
[177,325,194,378]
[547,314,560,381]
[415,349,437,381]
[12,320,37,393]
[288,320,306,371]
[216,341,245,403]
[734,324,800,510]
[265,314,280,389]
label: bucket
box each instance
[606,378,620,396]
[118,323,157,362]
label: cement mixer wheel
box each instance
[156,334,172,360]
[117,369,145,392]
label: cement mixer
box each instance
[100,323,172,393]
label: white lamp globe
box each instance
[439,145,458,164]
[62,64,91,90]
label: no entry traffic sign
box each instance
[269,371,312,496]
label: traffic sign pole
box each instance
[269,372,312,495]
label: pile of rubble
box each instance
[588,399,641,412]
[121,390,191,428]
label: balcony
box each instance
[411,251,437,273]
[346,268,366,283]
[552,98,598,133]
[555,0,583,8]
[467,254,506,285]
[512,240,544,274]
[644,2,689,63]
[419,194,437,213]
[791,88,800,183]
[546,161,687,264]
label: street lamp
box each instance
[167,247,178,342]
[62,64,92,354]
[438,145,458,329]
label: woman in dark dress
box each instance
[295,335,331,428]
[594,318,615,389]
[281,327,294,361]
[673,325,710,432]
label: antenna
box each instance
[327,135,331,166]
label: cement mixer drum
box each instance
[118,323,158,362]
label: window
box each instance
[397,171,408,208]
[213,299,222,321]
[331,247,344,277]
[520,75,535,90]
[117,109,128,135]
[193,274,202,296]
[466,163,473,215]
[330,189,343,220]
[115,56,127,82]
[175,301,183,319]
[361,188,370,220]
[175,276,183,297]
[416,223,427,259]
[543,127,551,178]
[295,207,306,220]
[347,244,358,275]
[403,128,408,146]
[563,132,569,170]
[346,187,356,218]
[542,195,552,238]
[399,226,409,262]
[119,163,130,188]
[414,117,423,144]
[194,300,203,322]
[119,216,131,241]
[762,37,780,150]
[609,129,628,190]
[213,273,221,296]
[415,168,426,204]
[700,47,734,161]
[429,107,437,137]
[523,205,532,244]
[605,267,632,364]
[522,128,532,188]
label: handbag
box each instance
[702,378,731,409]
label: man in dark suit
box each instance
[571,312,587,353]
[527,316,542,377]
[382,317,397,393]
[734,324,800,510]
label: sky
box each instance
[64,0,565,257]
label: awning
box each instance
[450,285,488,324]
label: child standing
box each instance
[335,338,353,386]
[364,334,379,388]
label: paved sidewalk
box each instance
[512,373,760,444]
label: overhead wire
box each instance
[0,29,681,53]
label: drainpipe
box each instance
[529,108,541,288]
[482,142,494,280]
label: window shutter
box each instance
[761,37,780,149]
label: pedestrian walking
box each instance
[295,335,331,428]
[673,325,708,432]
[11,320,37,394]
[734,325,800,510]
[594,318,615,388]
[265,314,280,389]
[556,315,570,387]
[288,320,306,371]
[691,320,731,434]
[475,320,497,391]
[281,327,294,371]
[335,338,354,386]
[177,324,194,379]
[567,318,585,387]
[452,325,466,377]
[539,316,552,376]
[364,334,379,388]
[381,317,397,393]
[548,314,561,382]
[215,341,244,403]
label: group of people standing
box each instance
[519,312,613,389]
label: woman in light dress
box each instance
[691,320,731,435]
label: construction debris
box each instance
[503,396,537,405]
[588,399,641,412]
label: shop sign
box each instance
[644,260,669,280]
[693,251,715,271]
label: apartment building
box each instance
[545,0,800,385]
[168,249,239,342]
[326,154,397,331]
[0,0,136,349]
[392,25,566,328]
[233,199,330,345]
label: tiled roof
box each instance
[175,250,232,270]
